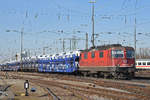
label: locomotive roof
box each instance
[81,44,134,52]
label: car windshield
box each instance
[112,50,124,58]
[126,50,134,58]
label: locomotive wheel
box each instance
[118,73,124,79]
[113,72,119,80]
[104,74,108,79]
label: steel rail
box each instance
[47,87,61,100]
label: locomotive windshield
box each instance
[112,50,124,58]
[126,50,134,58]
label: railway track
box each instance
[0,72,150,100]
[0,73,14,100]
[17,75,137,100]
[46,87,60,100]
[1,72,89,100]
[1,71,150,100]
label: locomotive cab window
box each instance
[91,52,95,58]
[84,53,88,59]
[99,52,103,58]
[126,50,134,58]
[112,50,124,58]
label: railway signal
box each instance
[24,80,29,96]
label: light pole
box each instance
[89,0,96,47]
[43,46,49,55]
[6,29,24,71]
[134,17,137,60]
[20,28,24,71]
[76,30,88,50]
[59,38,65,52]
[134,0,138,60]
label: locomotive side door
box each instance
[106,49,113,67]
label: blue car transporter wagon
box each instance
[38,53,79,73]
[0,50,80,73]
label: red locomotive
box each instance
[79,44,135,79]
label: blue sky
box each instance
[0,0,150,60]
